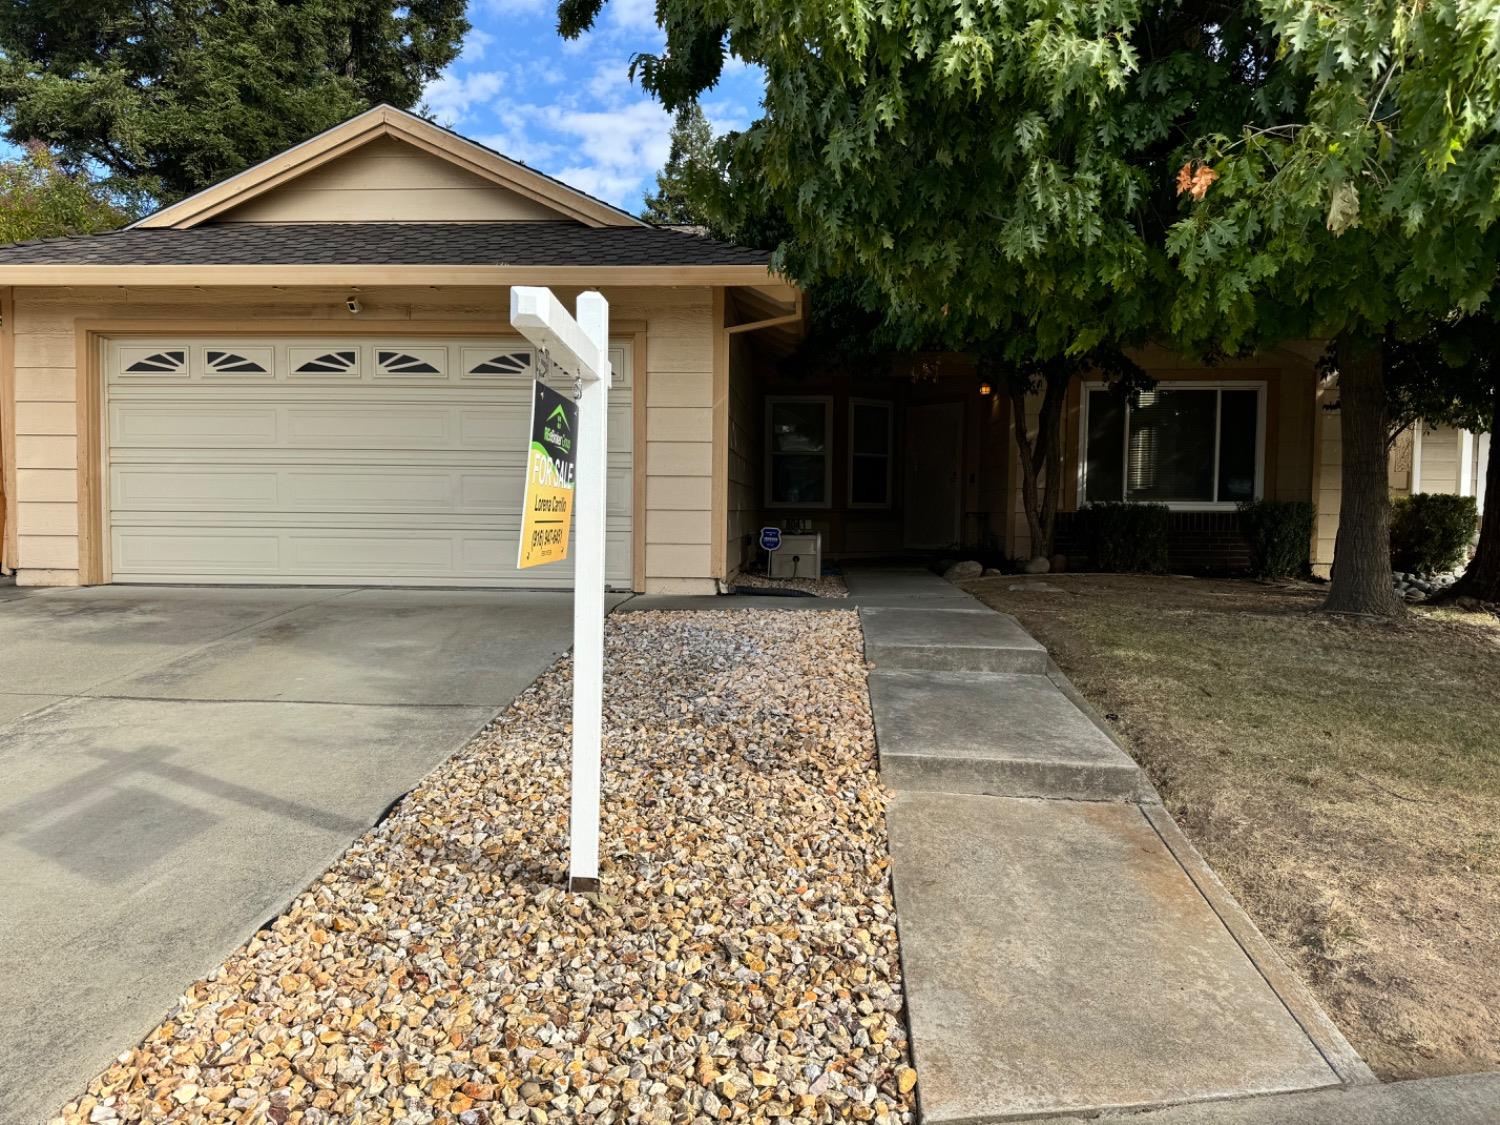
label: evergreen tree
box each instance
[0,0,469,202]
[641,104,716,226]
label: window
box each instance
[849,399,893,507]
[292,350,358,375]
[123,350,187,375]
[376,349,442,376]
[466,350,532,376]
[204,350,269,375]
[766,397,831,507]
[1082,383,1264,507]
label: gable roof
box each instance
[0,221,787,288]
[132,104,647,230]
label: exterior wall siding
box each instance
[1416,423,1462,495]
[216,138,565,223]
[725,333,762,575]
[7,284,718,594]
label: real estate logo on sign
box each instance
[518,381,578,569]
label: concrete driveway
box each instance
[0,584,624,1125]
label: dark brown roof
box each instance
[0,222,772,267]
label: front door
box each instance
[903,401,964,549]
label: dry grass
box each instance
[963,573,1500,1081]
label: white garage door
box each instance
[103,336,633,587]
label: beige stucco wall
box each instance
[6,283,719,594]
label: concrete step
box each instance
[859,606,1048,673]
[868,668,1152,801]
[887,792,1351,1124]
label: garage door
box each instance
[103,336,633,587]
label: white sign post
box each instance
[509,286,611,893]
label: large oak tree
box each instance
[563,1,1296,563]
[1168,2,1500,615]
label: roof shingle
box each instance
[0,222,773,268]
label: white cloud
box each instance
[701,97,755,135]
[586,57,639,102]
[462,28,496,60]
[475,121,565,169]
[476,0,547,15]
[423,70,506,126]
[543,99,672,204]
[604,0,659,35]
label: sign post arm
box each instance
[568,291,609,893]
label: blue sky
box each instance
[420,0,765,215]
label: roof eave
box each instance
[0,263,790,289]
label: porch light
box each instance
[978,381,993,396]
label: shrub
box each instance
[1078,502,1170,573]
[1390,493,1478,575]
[1237,500,1316,579]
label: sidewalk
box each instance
[846,566,1373,1123]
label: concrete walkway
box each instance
[847,567,1375,1123]
[0,585,624,1125]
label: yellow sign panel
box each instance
[518,381,577,569]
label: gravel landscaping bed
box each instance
[57,610,913,1125]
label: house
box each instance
[0,105,803,595]
[1391,422,1491,512]
[0,106,1487,592]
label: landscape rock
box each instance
[1023,557,1052,575]
[49,611,915,1125]
[942,561,984,582]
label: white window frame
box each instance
[848,397,894,509]
[1077,380,1267,511]
[765,395,834,509]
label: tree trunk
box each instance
[1009,371,1070,562]
[1323,333,1404,616]
[1448,382,1500,602]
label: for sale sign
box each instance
[517,380,578,569]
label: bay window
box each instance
[1082,383,1265,507]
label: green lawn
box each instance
[963,573,1500,1081]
